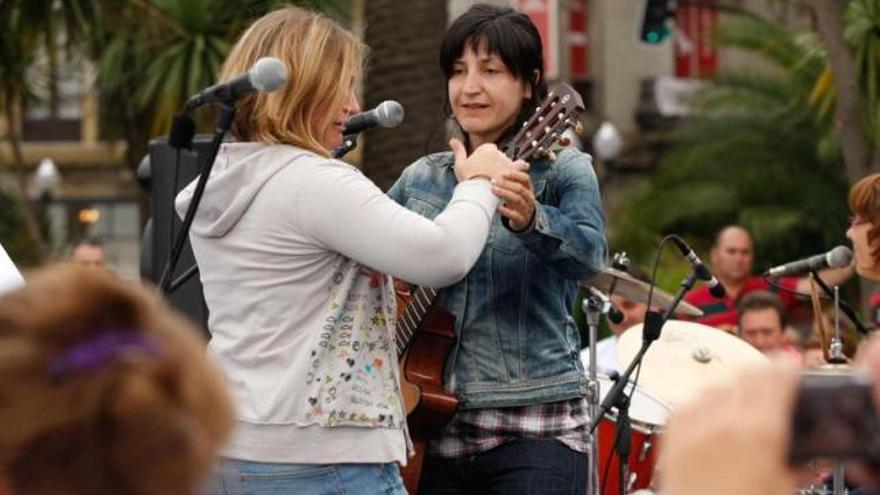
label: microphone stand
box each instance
[157,101,236,294]
[582,292,614,495]
[589,269,699,494]
[808,270,868,336]
[333,133,359,158]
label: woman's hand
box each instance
[492,168,535,231]
[451,138,525,183]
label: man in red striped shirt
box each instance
[684,225,853,332]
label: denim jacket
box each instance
[387,148,607,409]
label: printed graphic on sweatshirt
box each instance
[300,258,404,429]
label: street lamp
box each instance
[592,121,623,162]
[30,157,61,201]
[29,157,62,254]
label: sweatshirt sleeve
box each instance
[295,162,499,288]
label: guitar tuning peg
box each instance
[522,121,529,127]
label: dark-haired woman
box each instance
[388,4,607,494]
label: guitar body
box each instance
[395,290,458,494]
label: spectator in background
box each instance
[0,265,233,495]
[736,290,795,356]
[685,225,853,332]
[69,237,106,269]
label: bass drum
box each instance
[595,374,671,495]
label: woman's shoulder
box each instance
[553,147,593,169]
[410,151,454,170]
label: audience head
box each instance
[69,237,106,268]
[0,266,233,495]
[848,173,880,280]
[737,290,787,354]
[222,6,363,156]
[711,225,754,285]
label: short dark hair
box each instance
[439,4,548,147]
[737,290,787,330]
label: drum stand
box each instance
[807,274,851,495]
[582,291,614,495]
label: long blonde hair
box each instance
[221,6,364,156]
[0,266,233,495]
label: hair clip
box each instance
[49,329,161,379]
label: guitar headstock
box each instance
[505,83,585,162]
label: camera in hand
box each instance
[789,372,880,462]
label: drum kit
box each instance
[582,259,863,495]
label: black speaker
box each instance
[139,136,218,338]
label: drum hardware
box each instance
[582,288,614,495]
[626,472,638,494]
[637,439,652,462]
[589,264,704,495]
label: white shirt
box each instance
[580,335,620,376]
[0,243,24,295]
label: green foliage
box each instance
[90,0,353,139]
[613,12,850,272]
[844,0,880,146]
[0,190,40,267]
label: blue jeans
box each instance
[418,438,587,495]
[205,459,406,495]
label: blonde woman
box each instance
[174,6,523,494]
[0,265,233,495]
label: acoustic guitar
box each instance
[396,83,586,493]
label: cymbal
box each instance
[616,320,768,406]
[583,268,704,317]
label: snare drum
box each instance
[595,374,671,495]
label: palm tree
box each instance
[613,12,850,270]
[361,0,447,190]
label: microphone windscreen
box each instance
[375,100,405,128]
[168,113,196,150]
[828,245,853,269]
[250,57,288,92]
[709,283,726,299]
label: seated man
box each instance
[580,267,651,374]
[736,290,796,355]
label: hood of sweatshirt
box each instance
[174,142,310,238]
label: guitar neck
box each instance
[395,285,439,359]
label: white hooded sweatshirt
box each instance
[176,142,498,464]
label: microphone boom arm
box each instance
[808,270,868,335]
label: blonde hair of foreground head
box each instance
[221,6,364,157]
[0,265,233,495]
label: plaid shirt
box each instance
[428,398,591,458]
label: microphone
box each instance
[342,100,405,134]
[587,287,624,324]
[764,246,853,278]
[184,57,287,111]
[671,236,726,298]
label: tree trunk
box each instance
[362,0,448,191]
[2,86,47,261]
[810,0,872,182]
